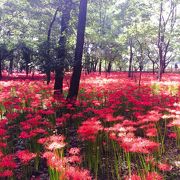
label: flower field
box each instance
[0,72,180,180]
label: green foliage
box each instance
[0,0,179,72]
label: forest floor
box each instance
[0,71,180,180]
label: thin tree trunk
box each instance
[157,2,163,81]
[24,51,30,77]
[54,1,71,95]
[0,59,2,80]
[99,59,102,75]
[9,55,13,74]
[107,61,112,73]
[128,39,133,78]
[152,62,155,74]
[46,8,59,85]
[67,0,88,101]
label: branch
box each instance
[47,7,59,42]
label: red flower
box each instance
[6,112,19,120]
[19,131,31,139]
[69,147,80,155]
[68,155,81,163]
[0,169,13,177]
[66,166,92,180]
[16,150,36,164]
[0,142,7,148]
[145,128,157,137]
[145,155,156,166]
[168,132,177,139]
[146,172,163,180]
[121,137,159,154]
[125,174,141,180]
[39,135,66,151]
[158,163,172,171]
[0,128,6,136]
[0,155,17,168]
[77,117,103,141]
[0,150,3,157]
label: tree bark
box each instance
[23,49,30,77]
[157,1,176,80]
[0,59,2,80]
[46,7,59,85]
[54,0,71,95]
[107,61,112,73]
[128,38,133,78]
[9,54,13,74]
[99,59,102,75]
[67,0,88,101]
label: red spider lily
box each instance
[0,119,8,127]
[108,132,118,141]
[43,151,54,160]
[65,166,92,180]
[26,114,33,118]
[95,108,114,119]
[0,142,7,148]
[120,137,159,154]
[0,151,3,157]
[140,123,155,129]
[107,123,136,139]
[56,117,66,126]
[16,150,36,164]
[145,128,158,137]
[0,128,6,136]
[77,117,103,141]
[92,100,101,106]
[137,110,162,124]
[67,155,81,163]
[6,112,19,120]
[20,123,31,130]
[37,137,48,144]
[0,154,17,168]
[104,114,124,122]
[46,141,66,151]
[0,169,13,177]
[68,147,80,155]
[146,172,163,180]
[38,109,55,115]
[167,119,180,127]
[72,112,84,119]
[19,131,31,139]
[125,174,141,180]
[122,120,137,126]
[157,163,172,171]
[145,155,156,166]
[38,135,66,151]
[26,115,42,126]
[43,152,66,172]
[30,128,48,136]
[168,132,177,139]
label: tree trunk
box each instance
[107,61,112,73]
[22,48,31,77]
[54,0,71,95]
[94,59,98,72]
[46,69,51,85]
[67,0,88,101]
[152,62,155,74]
[0,59,2,80]
[25,53,30,77]
[46,8,59,84]
[9,55,13,74]
[128,39,133,78]
[99,59,102,75]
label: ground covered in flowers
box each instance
[0,72,180,180]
